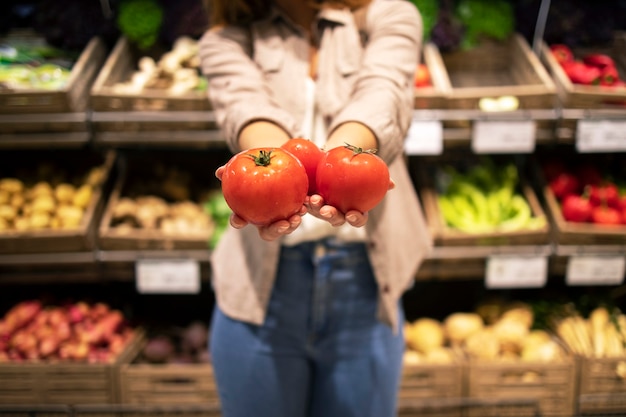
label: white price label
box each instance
[576,120,626,152]
[136,259,201,294]
[566,256,626,286]
[404,120,443,155]
[472,121,536,153]
[485,256,548,289]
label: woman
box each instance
[199,0,431,416]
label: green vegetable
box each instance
[203,190,232,249]
[437,158,542,234]
[116,0,164,50]
[455,0,515,49]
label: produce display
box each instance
[549,44,624,88]
[0,163,106,232]
[116,0,164,50]
[139,321,209,364]
[111,36,206,96]
[435,158,545,233]
[553,305,626,361]
[404,300,567,364]
[109,164,215,236]
[413,63,431,88]
[0,300,135,363]
[543,159,626,225]
[0,32,77,91]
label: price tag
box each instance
[566,255,626,286]
[472,120,536,153]
[576,120,626,152]
[404,120,443,155]
[136,259,201,294]
[485,255,548,289]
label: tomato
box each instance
[221,148,308,226]
[281,138,324,195]
[316,144,390,213]
[414,63,431,88]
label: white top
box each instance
[282,78,366,246]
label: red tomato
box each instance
[591,205,622,226]
[281,138,324,195]
[316,144,390,213]
[414,64,431,88]
[221,148,308,226]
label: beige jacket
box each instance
[199,0,432,331]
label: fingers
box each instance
[258,214,302,241]
[215,166,225,181]
[388,178,396,190]
[345,210,368,227]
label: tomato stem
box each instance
[343,142,378,155]
[248,149,274,166]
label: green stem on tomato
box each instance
[248,149,274,166]
[343,142,378,155]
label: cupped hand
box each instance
[215,165,307,241]
[305,194,368,227]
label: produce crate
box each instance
[466,359,577,417]
[97,150,226,251]
[397,397,540,417]
[0,150,116,254]
[415,156,551,247]
[73,403,221,417]
[414,43,450,110]
[90,37,213,132]
[436,34,557,111]
[532,154,626,246]
[0,329,144,405]
[120,362,218,405]
[0,32,107,116]
[577,357,626,415]
[398,363,465,417]
[541,32,626,109]
[0,405,71,416]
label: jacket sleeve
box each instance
[198,26,299,153]
[329,0,422,164]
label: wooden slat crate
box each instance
[120,363,218,405]
[97,150,226,251]
[0,150,116,254]
[73,403,221,417]
[0,404,71,416]
[541,32,626,109]
[398,363,465,417]
[531,155,626,246]
[415,157,551,247]
[0,330,144,405]
[437,34,557,111]
[577,357,626,415]
[90,37,213,132]
[466,359,576,417]
[0,33,107,116]
[414,43,450,110]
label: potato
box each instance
[54,183,76,204]
[0,178,24,194]
[0,217,9,231]
[0,190,10,205]
[29,212,51,229]
[0,205,16,221]
[57,205,83,228]
[13,216,29,231]
[31,195,56,213]
[72,184,92,208]
[10,193,25,210]
[28,181,53,199]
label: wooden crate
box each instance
[398,363,465,417]
[0,330,144,405]
[541,32,626,109]
[437,34,557,111]
[0,33,107,116]
[577,356,626,415]
[0,150,116,254]
[90,37,212,132]
[416,158,551,247]
[73,403,221,417]
[97,150,226,251]
[120,363,218,405]
[414,43,450,110]
[466,359,576,417]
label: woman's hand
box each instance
[215,166,307,241]
[305,194,368,227]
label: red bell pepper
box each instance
[562,61,601,85]
[589,183,620,208]
[562,194,592,223]
[549,171,581,200]
[600,65,620,86]
[583,53,615,70]
[591,205,622,225]
[550,44,574,65]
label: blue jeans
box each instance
[209,239,405,417]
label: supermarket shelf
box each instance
[96,249,212,263]
[0,131,91,148]
[0,112,91,148]
[92,129,226,148]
